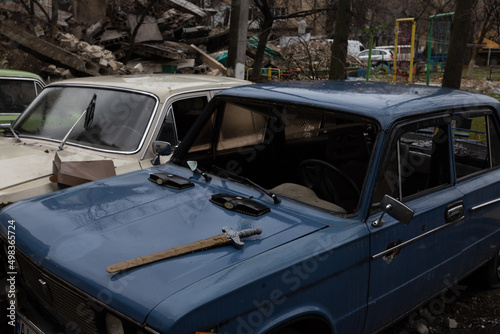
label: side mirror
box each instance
[151,141,172,166]
[372,195,414,227]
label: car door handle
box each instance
[445,201,464,223]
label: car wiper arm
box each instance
[9,125,21,142]
[59,94,96,150]
[211,165,280,204]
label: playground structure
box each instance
[241,15,456,83]
[392,18,416,83]
[426,13,454,85]
[246,67,300,81]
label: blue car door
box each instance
[363,114,468,333]
[451,110,500,274]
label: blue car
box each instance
[1,81,500,334]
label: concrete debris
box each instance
[415,322,429,334]
[127,14,163,43]
[447,318,458,329]
[34,25,45,38]
[0,20,111,77]
[167,0,209,19]
[0,1,234,78]
[85,20,105,41]
[189,44,227,75]
[134,63,144,73]
[100,30,128,47]
[158,9,195,32]
[43,64,73,80]
[0,1,364,81]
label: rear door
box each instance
[452,110,500,270]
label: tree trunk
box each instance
[249,19,273,82]
[442,0,478,89]
[249,0,274,82]
[329,0,351,80]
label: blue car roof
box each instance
[217,81,500,129]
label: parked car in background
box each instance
[327,39,365,55]
[0,74,249,205]
[2,81,500,334]
[376,45,418,63]
[357,48,394,67]
[0,69,44,133]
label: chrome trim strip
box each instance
[471,198,500,211]
[372,216,465,260]
[140,102,170,161]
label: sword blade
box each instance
[107,233,229,273]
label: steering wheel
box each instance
[297,159,360,206]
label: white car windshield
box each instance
[12,86,157,152]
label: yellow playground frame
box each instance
[393,18,416,83]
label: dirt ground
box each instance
[380,277,500,334]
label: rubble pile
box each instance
[0,0,232,79]
[0,1,368,82]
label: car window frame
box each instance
[370,112,454,210]
[142,91,214,161]
[452,107,500,182]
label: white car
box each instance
[357,49,394,67]
[0,74,249,205]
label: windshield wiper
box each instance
[9,125,21,142]
[59,94,96,150]
[211,165,280,204]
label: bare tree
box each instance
[249,0,324,82]
[466,0,496,77]
[124,0,159,65]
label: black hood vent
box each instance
[149,173,194,190]
[210,193,270,217]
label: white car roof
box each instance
[46,74,250,103]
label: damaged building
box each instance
[0,0,364,81]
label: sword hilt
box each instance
[223,227,262,249]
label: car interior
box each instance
[175,100,379,214]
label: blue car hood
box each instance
[1,164,329,323]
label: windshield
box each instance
[12,86,157,152]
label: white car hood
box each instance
[0,137,141,204]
